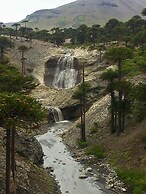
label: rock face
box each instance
[0,128,59,194]
[16,132,44,165]
[44,54,81,89]
[44,56,59,87]
[61,103,81,120]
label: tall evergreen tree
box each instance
[104,47,133,134]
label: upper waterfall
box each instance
[52,52,78,89]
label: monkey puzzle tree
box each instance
[133,29,146,53]
[73,63,90,142]
[0,93,45,194]
[142,8,146,16]
[73,82,90,142]
[132,82,146,122]
[76,24,88,44]
[104,47,133,134]
[18,45,29,74]
[12,23,20,39]
[0,36,14,62]
[101,69,118,133]
[0,60,42,193]
[0,63,37,93]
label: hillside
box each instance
[5,38,146,193]
[24,0,146,29]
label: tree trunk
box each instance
[117,60,122,134]
[122,96,126,133]
[80,100,84,141]
[11,126,16,194]
[114,111,117,132]
[81,63,86,142]
[82,97,86,142]
[6,128,11,194]
[111,91,116,133]
[21,52,25,75]
[118,90,122,134]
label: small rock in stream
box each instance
[79,174,88,179]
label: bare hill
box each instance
[24,0,146,29]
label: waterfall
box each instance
[52,52,78,89]
[46,106,64,123]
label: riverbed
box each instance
[36,121,117,194]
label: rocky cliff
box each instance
[0,127,59,194]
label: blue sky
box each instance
[0,0,76,23]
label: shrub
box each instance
[89,122,100,134]
[117,169,146,194]
[78,141,89,148]
[86,145,105,159]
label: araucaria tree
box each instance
[101,69,118,133]
[0,36,13,61]
[104,47,133,134]
[11,23,20,39]
[18,45,29,74]
[73,81,90,142]
[0,59,44,194]
[0,93,44,194]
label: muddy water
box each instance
[36,121,106,194]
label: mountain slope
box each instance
[25,0,146,29]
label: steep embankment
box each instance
[0,127,59,194]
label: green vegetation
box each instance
[30,163,57,194]
[78,141,89,148]
[0,7,146,193]
[86,145,105,159]
[73,81,90,142]
[117,169,146,194]
[0,64,37,93]
[89,122,100,134]
[0,39,45,194]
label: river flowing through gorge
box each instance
[36,107,116,194]
[36,121,106,194]
[35,50,118,194]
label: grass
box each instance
[117,168,146,194]
[89,122,100,134]
[78,141,89,148]
[86,145,105,159]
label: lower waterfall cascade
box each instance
[46,106,64,123]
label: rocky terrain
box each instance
[0,127,60,194]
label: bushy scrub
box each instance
[117,169,146,194]
[86,145,105,159]
[89,122,100,134]
[78,141,89,148]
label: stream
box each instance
[36,121,112,194]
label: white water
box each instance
[46,106,64,122]
[52,52,78,89]
[36,121,105,194]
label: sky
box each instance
[0,0,76,23]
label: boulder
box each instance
[16,132,44,165]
